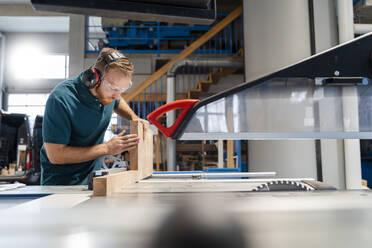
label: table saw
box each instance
[3,31,372,248]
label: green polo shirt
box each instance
[40,73,120,185]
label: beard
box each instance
[96,88,116,105]
[100,98,114,105]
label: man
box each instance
[41,48,148,185]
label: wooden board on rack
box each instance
[155,134,161,171]
[227,140,234,168]
[93,120,154,196]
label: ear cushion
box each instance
[82,67,102,89]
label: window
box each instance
[9,43,69,80]
[12,54,68,80]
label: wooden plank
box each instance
[123,5,243,102]
[123,93,186,102]
[227,140,234,168]
[142,126,154,178]
[93,171,138,196]
[129,120,154,180]
[155,134,161,171]
[93,121,154,196]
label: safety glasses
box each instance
[101,78,132,94]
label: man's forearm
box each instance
[46,131,140,164]
[114,97,137,120]
[45,143,108,164]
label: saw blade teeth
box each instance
[252,180,314,192]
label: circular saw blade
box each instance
[252,180,313,192]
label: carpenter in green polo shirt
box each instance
[40,48,148,185]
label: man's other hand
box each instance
[105,130,140,155]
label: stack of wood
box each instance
[176,142,218,170]
[0,163,18,175]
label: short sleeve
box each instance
[114,98,120,109]
[42,96,71,144]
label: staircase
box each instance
[186,49,243,99]
[123,5,243,102]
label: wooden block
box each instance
[1,168,8,175]
[362,179,368,187]
[129,120,153,180]
[93,171,138,196]
[8,168,15,175]
[227,140,234,168]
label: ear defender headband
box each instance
[82,52,127,89]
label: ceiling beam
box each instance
[0,4,67,16]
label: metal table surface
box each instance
[0,185,91,211]
[0,182,372,248]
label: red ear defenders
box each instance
[81,52,127,89]
[82,67,102,89]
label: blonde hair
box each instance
[95,48,134,77]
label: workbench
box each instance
[1,180,372,248]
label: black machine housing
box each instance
[0,111,41,184]
[31,0,217,25]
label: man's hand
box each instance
[105,130,140,155]
[133,117,149,129]
[132,117,150,139]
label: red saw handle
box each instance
[147,99,199,138]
